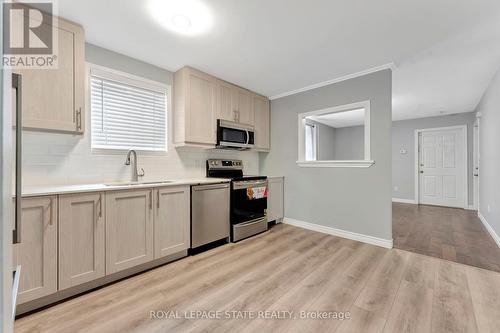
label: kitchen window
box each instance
[90,65,168,151]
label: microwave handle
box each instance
[245,130,249,145]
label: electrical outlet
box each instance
[488,205,491,213]
[394,186,399,192]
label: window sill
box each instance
[296,160,375,168]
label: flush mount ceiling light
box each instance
[149,0,213,36]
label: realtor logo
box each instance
[2,0,58,69]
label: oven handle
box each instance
[192,183,230,191]
[233,180,268,190]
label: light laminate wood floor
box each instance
[15,224,500,333]
[393,203,500,272]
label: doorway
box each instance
[415,125,467,208]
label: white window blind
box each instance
[90,66,167,151]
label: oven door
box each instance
[231,179,268,225]
[217,120,254,149]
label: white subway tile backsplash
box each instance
[22,131,259,187]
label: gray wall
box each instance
[260,69,392,241]
[86,43,173,85]
[475,67,500,237]
[392,112,476,204]
[333,126,364,160]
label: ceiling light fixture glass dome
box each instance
[149,0,213,36]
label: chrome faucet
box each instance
[125,150,145,182]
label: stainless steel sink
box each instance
[104,181,174,187]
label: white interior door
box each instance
[418,127,465,208]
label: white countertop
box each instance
[19,178,230,197]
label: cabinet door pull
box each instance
[99,194,103,218]
[76,107,82,131]
[157,190,160,209]
[149,190,153,210]
[49,198,54,225]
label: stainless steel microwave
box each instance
[216,119,255,150]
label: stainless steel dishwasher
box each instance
[191,183,230,249]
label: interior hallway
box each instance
[393,203,500,272]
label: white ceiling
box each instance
[308,108,365,128]
[58,0,500,120]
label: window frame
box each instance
[297,100,374,168]
[87,63,170,154]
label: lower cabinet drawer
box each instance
[232,217,268,242]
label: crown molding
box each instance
[269,63,396,100]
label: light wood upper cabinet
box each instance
[216,79,236,122]
[267,177,284,223]
[14,16,85,134]
[215,80,255,126]
[106,189,154,274]
[174,67,217,147]
[13,196,57,304]
[235,88,254,126]
[154,186,190,259]
[175,66,267,148]
[59,193,105,289]
[253,94,270,151]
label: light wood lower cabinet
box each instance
[154,186,190,258]
[106,189,154,274]
[58,193,105,289]
[15,185,193,308]
[13,196,57,304]
[267,177,284,223]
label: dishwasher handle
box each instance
[192,183,230,191]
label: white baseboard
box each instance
[478,212,500,248]
[392,198,416,204]
[465,205,477,211]
[283,217,393,249]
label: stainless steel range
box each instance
[207,159,268,242]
